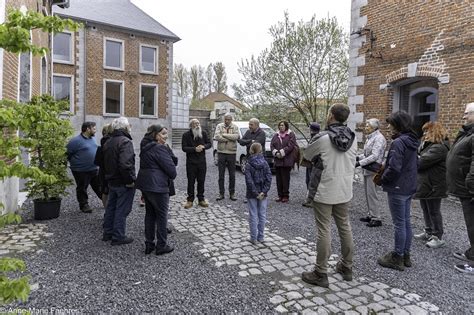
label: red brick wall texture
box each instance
[356,1,474,136]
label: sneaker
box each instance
[404,253,412,268]
[184,201,193,209]
[335,261,353,281]
[377,251,405,271]
[275,197,282,202]
[198,200,209,207]
[155,245,174,255]
[145,243,155,255]
[81,205,92,213]
[302,198,313,208]
[229,194,237,201]
[359,216,372,222]
[367,220,382,227]
[453,252,474,262]
[216,194,224,201]
[426,236,446,249]
[102,233,112,241]
[414,231,431,241]
[301,270,329,288]
[454,263,474,274]
[111,237,134,246]
[281,197,289,203]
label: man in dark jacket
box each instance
[447,102,474,274]
[102,117,136,246]
[182,119,212,209]
[238,118,266,156]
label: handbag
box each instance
[372,165,385,186]
[362,161,382,173]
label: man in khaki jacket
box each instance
[301,104,357,288]
[214,113,240,200]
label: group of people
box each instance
[65,101,474,280]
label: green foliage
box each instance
[0,9,80,55]
[20,95,74,201]
[0,213,22,229]
[0,258,30,304]
[236,13,349,126]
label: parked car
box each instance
[213,121,275,172]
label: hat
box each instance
[310,122,321,132]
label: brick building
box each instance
[348,1,474,139]
[53,0,180,147]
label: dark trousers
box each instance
[186,162,207,201]
[419,198,444,239]
[460,197,474,260]
[217,153,236,195]
[275,166,291,198]
[143,191,169,249]
[72,170,102,209]
[103,185,135,241]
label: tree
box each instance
[212,62,227,93]
[0,8,80,305]
[189,65,205,101]
[204,63,214,95]
[237,13,349,129]
[173,63,190,98]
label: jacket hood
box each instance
[327,123,355,152]
[398,132,419,151]
[140,135,156,153]
[248,154,267,170]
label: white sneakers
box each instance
[425,236,446,248]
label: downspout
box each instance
[83,23,87,123]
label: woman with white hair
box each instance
[356,118,387,227]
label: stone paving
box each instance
[169,192,441,314]
[0,223,50,256]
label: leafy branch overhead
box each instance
[0,9,80,55]
[235,12,349,127]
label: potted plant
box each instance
[19,95,74,220]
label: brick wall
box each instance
[350,0,474,137]
[84,27,169,118]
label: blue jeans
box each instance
[387,192,413,256]
[143,191,169,249]
[103,185,135,241]
[248,198,267,241]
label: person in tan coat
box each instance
[214,113,240,200]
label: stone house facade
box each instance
[348,0,474,140]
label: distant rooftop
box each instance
[53,0,180,42]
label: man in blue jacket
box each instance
[66,121,102,213]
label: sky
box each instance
[132,0,351,96]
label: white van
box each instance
[213,121,275,172]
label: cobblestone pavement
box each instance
[0,223,50,256]
[170,192,440,314]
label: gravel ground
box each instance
[11,149,474,313]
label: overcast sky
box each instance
[132,0,351,95]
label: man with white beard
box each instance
[182,119,212,208]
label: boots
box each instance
[335,261,353,281]
[145,242,155,255]
[377,251,405,271]
[301,269,329,288]
[404,253,412,267]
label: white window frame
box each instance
[52,30,74,64]
[139,83,158,118]
[139,44,158,74]
[103,79,124,116]
[103,37,124,71]
[52,73,74,113]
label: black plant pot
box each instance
[33,198,61,220]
